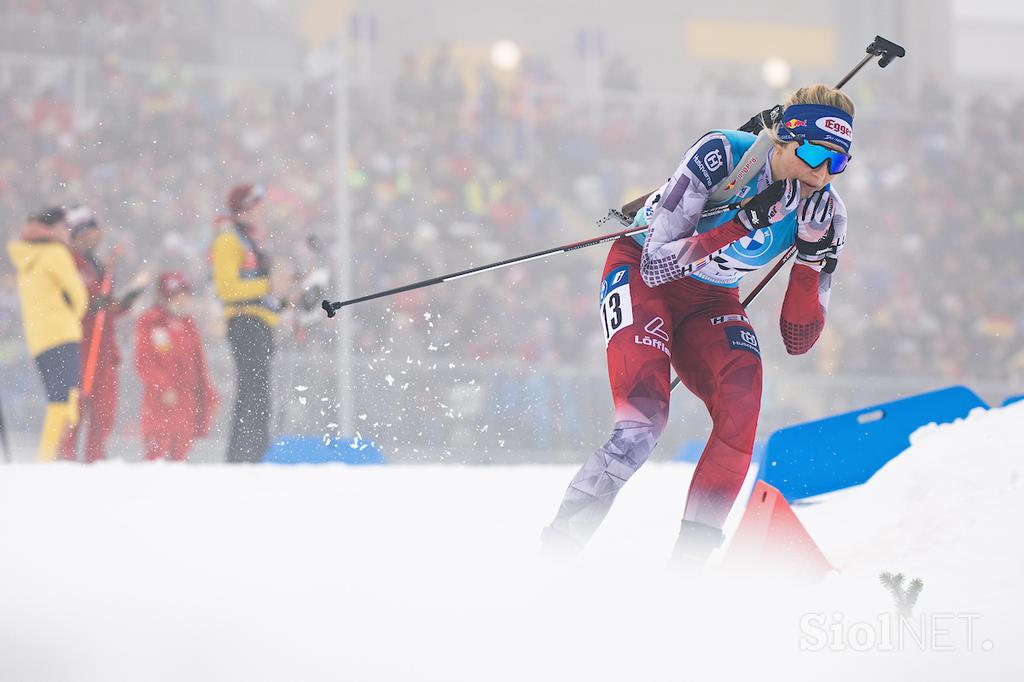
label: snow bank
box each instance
[798,401,1024,650]
[0,404,1020,681]
[800,402,1024,582]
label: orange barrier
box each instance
[722,480,833,581]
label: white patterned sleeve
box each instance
[640,132,736,287]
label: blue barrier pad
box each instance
[264,436,387,465]
[1003,395,1024,407]
[674,440,765,464]
[761,385,987,501]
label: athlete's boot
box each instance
[669,519,725,573]
[539,523,584,560]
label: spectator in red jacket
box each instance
[60,205,146,462]
[135,272,218,462]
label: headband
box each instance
[777,103,854,153]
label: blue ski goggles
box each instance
[793,138,851,175]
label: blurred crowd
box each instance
[0,1,215,61]
[2,30,1023,456]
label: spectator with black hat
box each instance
[211,183,279,463]
[6,207,88,461]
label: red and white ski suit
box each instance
[548,129,846,548]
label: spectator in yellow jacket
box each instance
[211,184,279,463]
[6,207,88,461]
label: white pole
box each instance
[333,46,354,437]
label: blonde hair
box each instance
[764,84,856,145]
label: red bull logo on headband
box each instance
[784,118,807,130]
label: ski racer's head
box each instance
[766,85,855,192]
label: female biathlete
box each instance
[543,85,855,567]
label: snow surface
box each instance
[0,403,1021,681]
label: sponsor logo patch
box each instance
[710,314,751,326]
[634,334,670,357]
[733,155,758,182]
[816,116,853,142]
[687,138,729,189]
[724,155,760,193]
[725,325,760,357]
[644,316,670,342]
[704,148,723,172]
[737,228,772,257]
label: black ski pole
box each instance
[323,209,633,316]
[323,202,743,317]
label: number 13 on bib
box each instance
[600,266,634,346]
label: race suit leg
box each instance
[547,239,673,548]
[671,289,762,556]
[83,360,118,463]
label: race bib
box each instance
[599,266,633,346]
